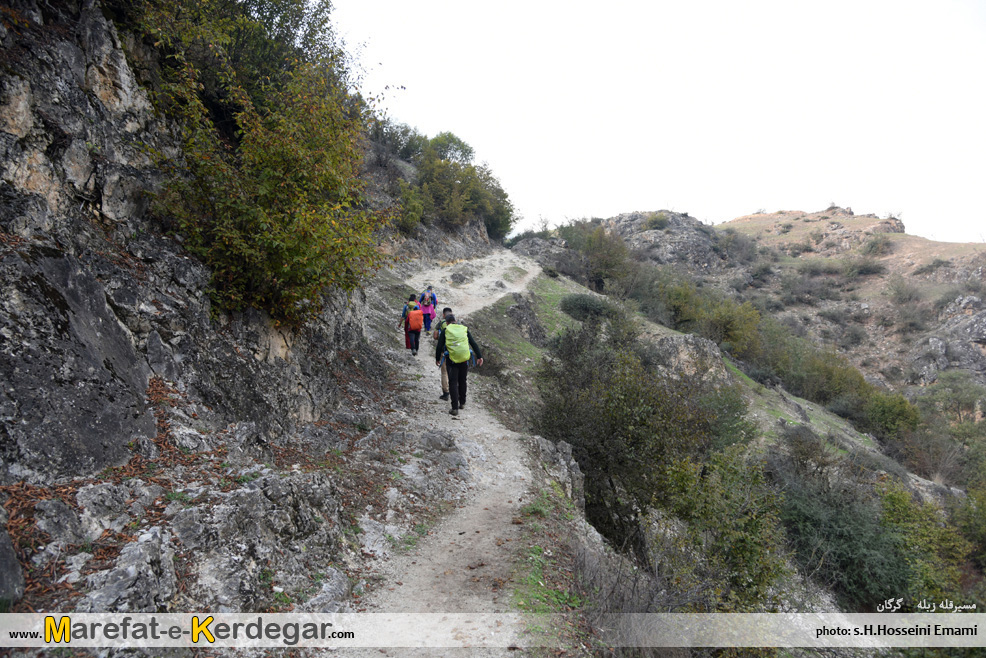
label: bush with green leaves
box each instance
[554,218,602,252]
[396,180,425,234]
[915,258,952,276]
[503,227,552,248]
[771,457,909,610]
[369,119,428,166]
[951,485,986,568]
[890,371,986,486]
[558,294,619,322]
[743,317,919,441]
[917,371,986,425]
[713,228,759,264]
[885,273,921,305]
[779,272,841,306]
[878,482,971,605]
[749,261,773,288]
[644,211,669,231]
[842,256,886,279]
[797,258,843,277]
[138,0,387,325]
[861,233,894,256]
[583,227,633,292]
[626,267,762,358]
[771,431,972,612]
[659,448,787,610]
[535,317,757,551]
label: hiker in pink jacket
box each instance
[418,285,438,332]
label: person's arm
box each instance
[435,330,446,365]
[467,331,484,364]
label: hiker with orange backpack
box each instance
[435,314,483,416]
[398,295,425,356]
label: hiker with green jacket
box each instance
[434,314,483,416]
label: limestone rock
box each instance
[76,527,176,612]
[0,527,24,603]
[300,567,351,613]
[534,438,585,512]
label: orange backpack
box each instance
[407,307,424,332]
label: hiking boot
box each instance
[459,402,466,410]
[439,393,450,401]
[412,350,417,356]
[449,408,459,416]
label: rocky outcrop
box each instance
[505,293,548,347]
[909,296,986,385]
[510,236,568,266]
[533,438,584,512]
[393,218,496,266]
[650,334,731,386]
[603,211,727,270]
[0,0,174,250]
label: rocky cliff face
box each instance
[0,0,372,481]
[0,0,382,612]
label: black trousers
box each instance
[447,360,469,409]
[408,330,420,352]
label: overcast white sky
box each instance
[331,0,986,243]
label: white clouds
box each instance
[332,0,986,242]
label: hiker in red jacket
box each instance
[398,295,424,356]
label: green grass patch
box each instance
[527,274,584,336]
[503,265,528,283]
[724,359,759,389]
[513,487,584,622]
[469,294,546,374]
[513,544,583,613]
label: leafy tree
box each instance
[369,119,427,165]
[917,371,986,425]
[473,164,515,240]
[414,142,516,240]
[397,180,424,234]
[863,391,920,441]
[777,472,909,610]
[582,227,631,292]
[141,0,387,324]
[429,131,475,164]
[951,484,986,568]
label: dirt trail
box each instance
[407,250,542,318]
[351,251,546,656]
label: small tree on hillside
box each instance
[429,131,475,164]
[583,227,631,292]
